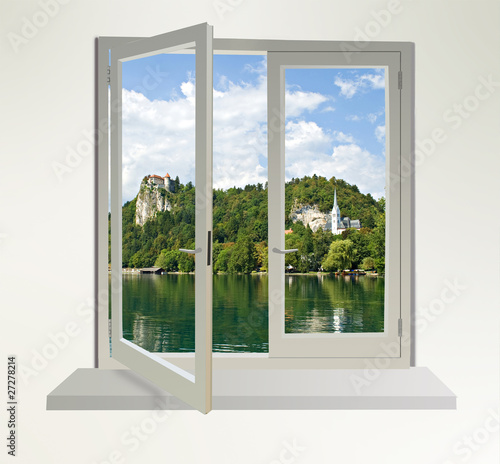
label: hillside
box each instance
[285,175,382,229]
[118,175,385,273]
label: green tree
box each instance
[254,241,268,271]
[368,207,385,274]
[228,237,257,273]
[155,249,182,271]
[130,250,147,268]
[152,234,169,255]
[120,175,384,275]
[178,252,195,272]
[311,227,333,270]
[322,239,354,272]
[284,234,301,270]
[361,256,376,270]
[214,246,233,273]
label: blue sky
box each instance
[120,54,386,203]
[285,67,385,156]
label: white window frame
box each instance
[108,24,213,413]
[268,51,401,358]
[97,34,414,372]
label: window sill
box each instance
[47,367,455,410]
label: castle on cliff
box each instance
[147,173,175,193]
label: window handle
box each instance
[179,248,202,254]
[272,247,298,254]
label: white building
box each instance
[325,189,362,235]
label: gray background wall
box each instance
[1,1,499,463]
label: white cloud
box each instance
[321,106,336,113]
[331,144,385,198]
[329,144,385,198]
[244,58,267,75]
[332,131,354,143]
[121,69,384,203]
[284,122,384,198]
[375,125,385,143]
[334,71,385,98]
[346,111,383,124]
[285,120,331,157]
[212,77,268,189]
[121,89,197,202]
[346,114,361,122]
[283,143,385,199]
[361,73,385,89]
[284,120,330,179]
[180,80,195,101]
[121,77,332,201]
[334,77,357,98]
[285,90,328,117]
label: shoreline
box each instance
[113,269,384,277]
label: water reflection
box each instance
[285,274,384,334]
[118,273,384,352]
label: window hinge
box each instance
[398,71,402,90]
[108,319,112,337]
[107,66,111,85]
[398,318,402,337]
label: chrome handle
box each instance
[272,247,298,254]
[179,248,202,254]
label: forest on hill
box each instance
[116,175,386,273]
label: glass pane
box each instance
[117,53,269,353]
[120,51,197,353]
[284,67,386,334]
[212,54,269,352]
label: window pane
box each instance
[211,54,269,352]
[118,54,269,353]
[283,67,386,334]
[120,51,197,352]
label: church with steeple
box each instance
[324,189,361,235]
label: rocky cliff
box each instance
[135,182,172,226]
[289,200,329,232]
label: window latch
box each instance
[272,248,298,254]
[179,248,202,254]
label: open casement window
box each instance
[267,51,402,358]
[99,27,414,413]
[109,23,213,413]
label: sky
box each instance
[120,53,386,203]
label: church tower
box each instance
[332,189,341,234]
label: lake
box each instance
[119,273,385,352]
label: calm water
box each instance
[119,274,384,352]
